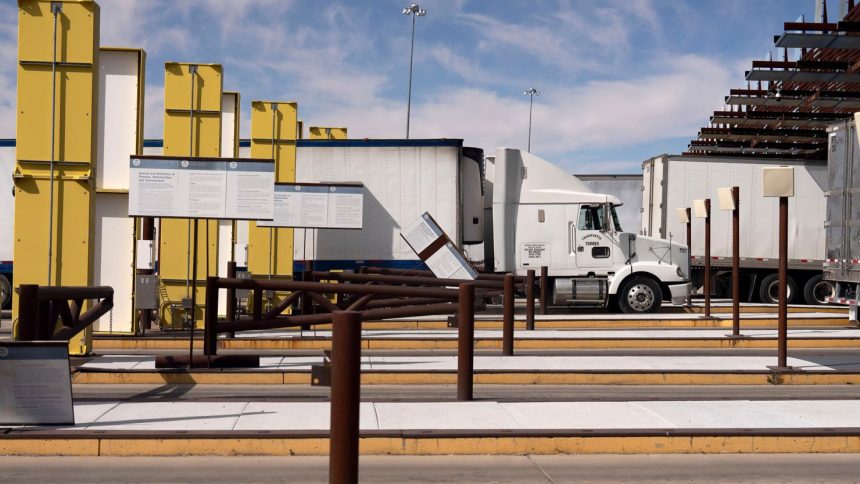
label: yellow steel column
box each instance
[248,101,296,312]
[159,62,222,329]
[309,126,347,140]
[13,0,100,355]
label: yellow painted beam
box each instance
[13,0,100,355]
[308,126,347,140]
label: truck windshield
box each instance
[611,205,622,232]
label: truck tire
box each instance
[0,274,10,309]
[803,274,834,306]
[758,273,797,304]
[618,277,663,313]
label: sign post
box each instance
[718,187,742,337]
[693,199,711,317]
[763,167,796,371]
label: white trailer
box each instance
[824,116,860,315]
[641,154,832,305]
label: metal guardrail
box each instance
[15,284,114,341]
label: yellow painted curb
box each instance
[2,435,860,456]
[90,336,860,351]
[69,370,860,386]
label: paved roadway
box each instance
[1,455,859,483]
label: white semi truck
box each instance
[641,154,832,305]
[294,140,690,313]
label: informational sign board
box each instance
[128,155,275,220]
[401,212,477,280]
[258,183,364,229]
[0,342,74,425]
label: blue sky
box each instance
[0,0,832,173]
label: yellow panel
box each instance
[17,66,96,163]
[18,0,98,64]
[309,126,347,140]
[164,63,222,112]
[159,219,219,281]
[247,222,294,277]
[250,101,297,141]
[12,174,95,354]
[162,112,221,157]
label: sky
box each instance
[0,0,835,173]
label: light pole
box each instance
[403,3,426,139]
[523,88,540,152]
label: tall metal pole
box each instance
[526,269,535,331]
[731,187,741,336]
[777,196,789,368]
[329,311,362,484]
[527,94,534,152]
[47,2,61,286]
[704,199,711,318]
[403,4,426,139]
[406,12,416,139]
[523,88,540,152]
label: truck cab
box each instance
[492,148,691,313]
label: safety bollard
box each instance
[503,273,514,356]
[203,277,218,358]
[526,269,535,331]
[16,284,40,340]
[457,283,475,401]
[226,261,237,338]
[329,311,362,484]
[539,266,548,315]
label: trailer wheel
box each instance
[758,273,797,305]
[0,274,10,309]
[803,274,834,306]
[618,277,662,313]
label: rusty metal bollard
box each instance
[457,283,475,401]
[329,310,363,484]
[503,273,514,356]
[526,269,535,331]
[539,266,548,315]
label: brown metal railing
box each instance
[16,284,114,341]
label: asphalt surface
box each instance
[71,383,860,402]
[2,455,860,483]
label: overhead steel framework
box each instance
[686,2,860,159]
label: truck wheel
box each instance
[758,273,797,304]
[0,274,10,309]
[803,274,834,306]
[618,277,663,313]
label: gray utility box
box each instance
[825,119,860,284]
[135,275,159,309]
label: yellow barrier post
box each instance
[248,101,297,313]
[13,0,101,355]
[159,62,223,329]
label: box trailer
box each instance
[824,116,860,315]
[641,154,831,305]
